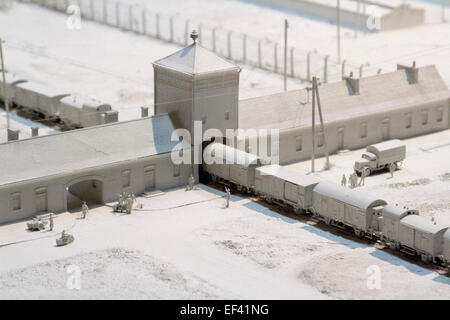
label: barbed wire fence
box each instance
[27,0,363,84]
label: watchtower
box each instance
[153,30,240,141]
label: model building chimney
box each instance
[141,106,149,118]
[7,128,19,141]
[31,127,39,137]
[343,72,360,95]
[397,61,419,84]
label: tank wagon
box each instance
[202,142,262,193]
[203,143,450,268]
[312,182,387,237]
[255,164,319,214]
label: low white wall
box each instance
[0,153,194,224]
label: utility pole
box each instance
[284,19,288,91]
[337,0,341,63]
[313,77,330,170]
[0,38,10,130]
[311,79,316,173]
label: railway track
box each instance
[204,180,450,276]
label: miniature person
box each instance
[61,229,66,238]
[350,173,357,189]
[389,163,396,178]
[81,201,88,219]
[186,173,195,191]
[49,213,54,231]
[225,187,231,208]
[359,170,368,186]
[341,174,347,187]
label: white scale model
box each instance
[354,139,406,176]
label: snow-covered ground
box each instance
[0,130,449,299]
[0,108,58,143]
[0,2,304,123]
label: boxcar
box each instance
[0,73,27,106]
[255,165,319,213]
[312,182,387,236]
[202,142,261,192]
[14,81,69,118]
[381,204,418,249]
[442,229,450,266]
[397,215,449,262]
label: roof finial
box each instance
[190,30,198,44]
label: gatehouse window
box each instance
[11,193,21,212]
[121,170,131,188]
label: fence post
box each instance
[184,19,190,45]
[323,55,329,83]
[242,34,247,64]
[227,30,232,59]
[129,5,133,31]
[116,2,120,28]
[90,0,95,20]
[290,47,294,77]
[306,51,311,81]
[359,64,364,77]
[212,28,216,52]
[156,12,160,39]
[103,0,107,24]
[142,8,146,35]
[274,43,278,73]
[341,59,346,78]
[258,39,262,68]
[170,16,174,43]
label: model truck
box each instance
[354,139,406,176]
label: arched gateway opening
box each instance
[65,176,105,212]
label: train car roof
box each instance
[313,181,387,210]
[203,143,260,167]
[256,165,320,187]
[400,215,449,235]
[4,73,27,86]
[15,81,70,98]
[60,95,111,110]
[381,204,418,220]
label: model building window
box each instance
[173,164,181,177]
[360,122,367,139]
[121,170,131,188]
[317,132,324,148]
[295,136,303,152]
[11,193,21,211]
[225,112,230,120]
[421,110,428,125]
[436,107,443,122]
[405,113,412,129]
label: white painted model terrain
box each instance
[0,130,449,299]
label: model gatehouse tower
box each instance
[153,30,241,142]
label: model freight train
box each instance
[203,143,450,267]
[0,73,118,129]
